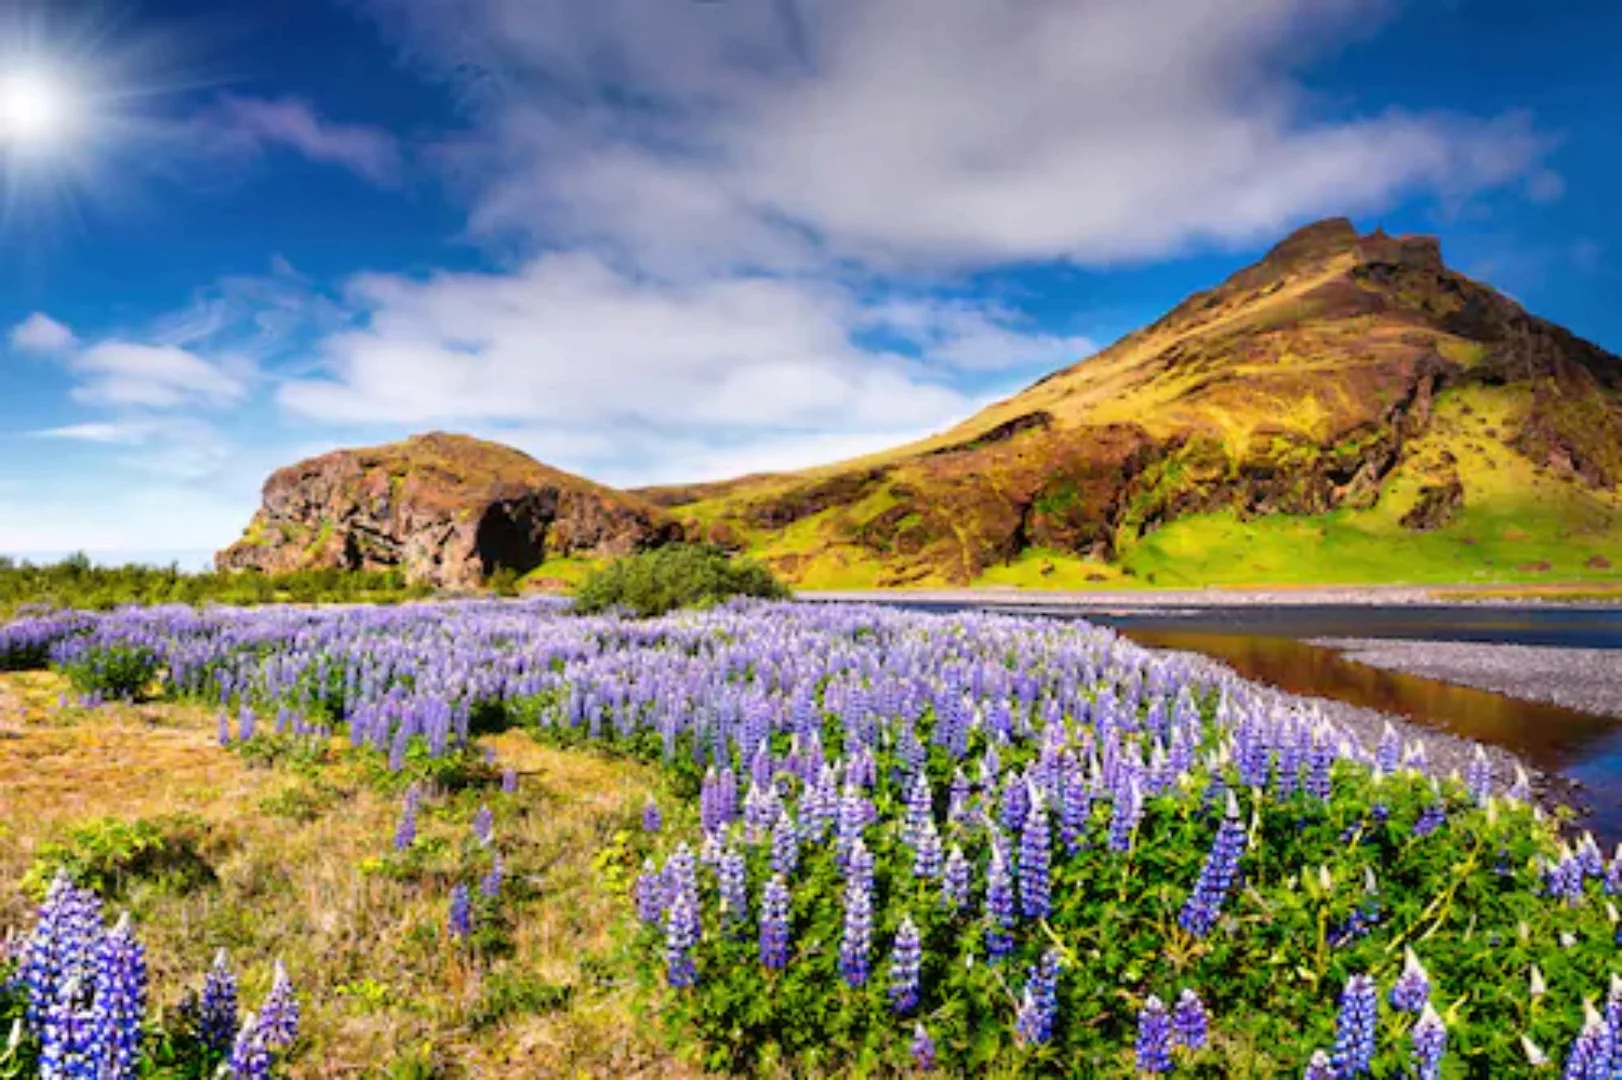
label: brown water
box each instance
[1123,629,1622,837]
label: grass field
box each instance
[0,670,692,1079]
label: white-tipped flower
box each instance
[1529,964,1547,998]
[1318,865,1333,892]
[1521,1034,1548,1066]
[1363,867,1379,895]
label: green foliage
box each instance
[486,566,522,597]
[468,969,573,1030]
[0,553,431,620]
[572,544,790,618]
[58,643,161,701]
[0,962,38,1079]
[22,814,218,900]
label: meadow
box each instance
[0,598,1618,1078]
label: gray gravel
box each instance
[1119,640,1533,796]
[1309,638,1622,721]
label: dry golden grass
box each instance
[0,673,702,1079]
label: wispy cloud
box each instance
[195,96,403,185]
[66,341,247,409]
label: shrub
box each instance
[57,642,162,701]
[21,814,218,900]
[571,544,789,618]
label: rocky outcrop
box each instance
[217,433,678,588]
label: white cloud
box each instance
[277,252,973,433]
[194,96,403,185]
[66,342,247,409]
[361,0,1554,271]
[864,301,1095,372]
[9,312,77,355]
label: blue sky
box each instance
[0,0,1618,564]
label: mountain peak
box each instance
[1262,216,1361,265]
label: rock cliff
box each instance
[217,433,677,587]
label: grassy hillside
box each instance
[643,220,1622,589]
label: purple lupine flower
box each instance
[256,960,299,1052]
[1305,729,1334,801]
[217,711,232,748]
[839,838,875,987]
[1562,1015,1605,1080]
[1389,947,1431,1013]
[984,841,1015,959]
[448,884,472,940]
[480,852,504,900]
[837,783,869,871]
[947,769,972,827]
[1375,724,1400,774]
[1014,950,1061,1047]
[394,801,417,852]
[664,889,701,989]
[942,845,970,913]
[227,1012,271,1080]
[501,767,518,794]
[38,975,96,1078]
[1018,796,1052,920]
[1179,790,1246,937]
[718,846,749,926]
[1000,772,1031,836]
[635,859,666,925]
[1545,851,1584,905]
[1331,974,1377,1077]
[1466,747,1493,805]
[1172,988,1209,1051]
[771,808,799,878]
[903,772,934,848]
[1303,1050,1335,1080]
[912,1022,938,1071]
[1412,1002,1446,1080]
[1059,760,1091,852]
[888,916,922,1013]
[1413,801,1446,838]
[1107,779,1143,853]
[759,874,791,970]
[20,871,103,1033]
[90,913,147,1080]
[914,816,944,880]
[199,949,240,1054]
[472,804,494,846]
[1135,995,1173,1074]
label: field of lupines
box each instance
[0,598,1618,1077]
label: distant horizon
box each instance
[1,548,216,572]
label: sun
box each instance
[0,69,73,148]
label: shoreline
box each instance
[799,585,1622,609]
[1309,637,1622,722]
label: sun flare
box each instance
[0,69,73,149]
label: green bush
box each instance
[571,545,790,618]
[59,643,161,701]
[22,814,218,900]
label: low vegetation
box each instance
[0,554,432,619]
[0,599,1614,1077]
[571,544,790,617]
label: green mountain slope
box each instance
[639,219,1622,588]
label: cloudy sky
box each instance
[1,0,1617,563]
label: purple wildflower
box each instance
[448,884,472,940]
[888,916,922,1013]
[912,1022,938,1071]
[501,767,518,794]
[393,801,417,852]
[90,913,147,1080]
[1014,950,1061,1047]
[256,960,299,1052]
[984,841,1015,959]
[1172,988,1209,1051]
[1331,974,1377,1077]
[480,852,504,900]
[198,949,240,1054]
[1389,947,1431,1013]
[635,859,666,925]
[1018,796,1052,920]
[472,804,494,846]
[718,846,749,926]
[771,808,799,878]
[942,845,970,913]
[227,1012,271,1080]
[664,889,700,989]
[1412,1003,1446,1080]
[1135,995,1173,1074]
[839,838,874,987]
[1178,790,1246,937]
[1303,1050,1335,1080]
[759,874,791,970]
[1413,801,1446,838]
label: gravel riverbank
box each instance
[1310,638,1622,721]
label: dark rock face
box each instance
[1400,475,1466,531]
[217,433,677,588]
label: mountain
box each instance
[640,218,1622,588]
[217,432,678,588]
